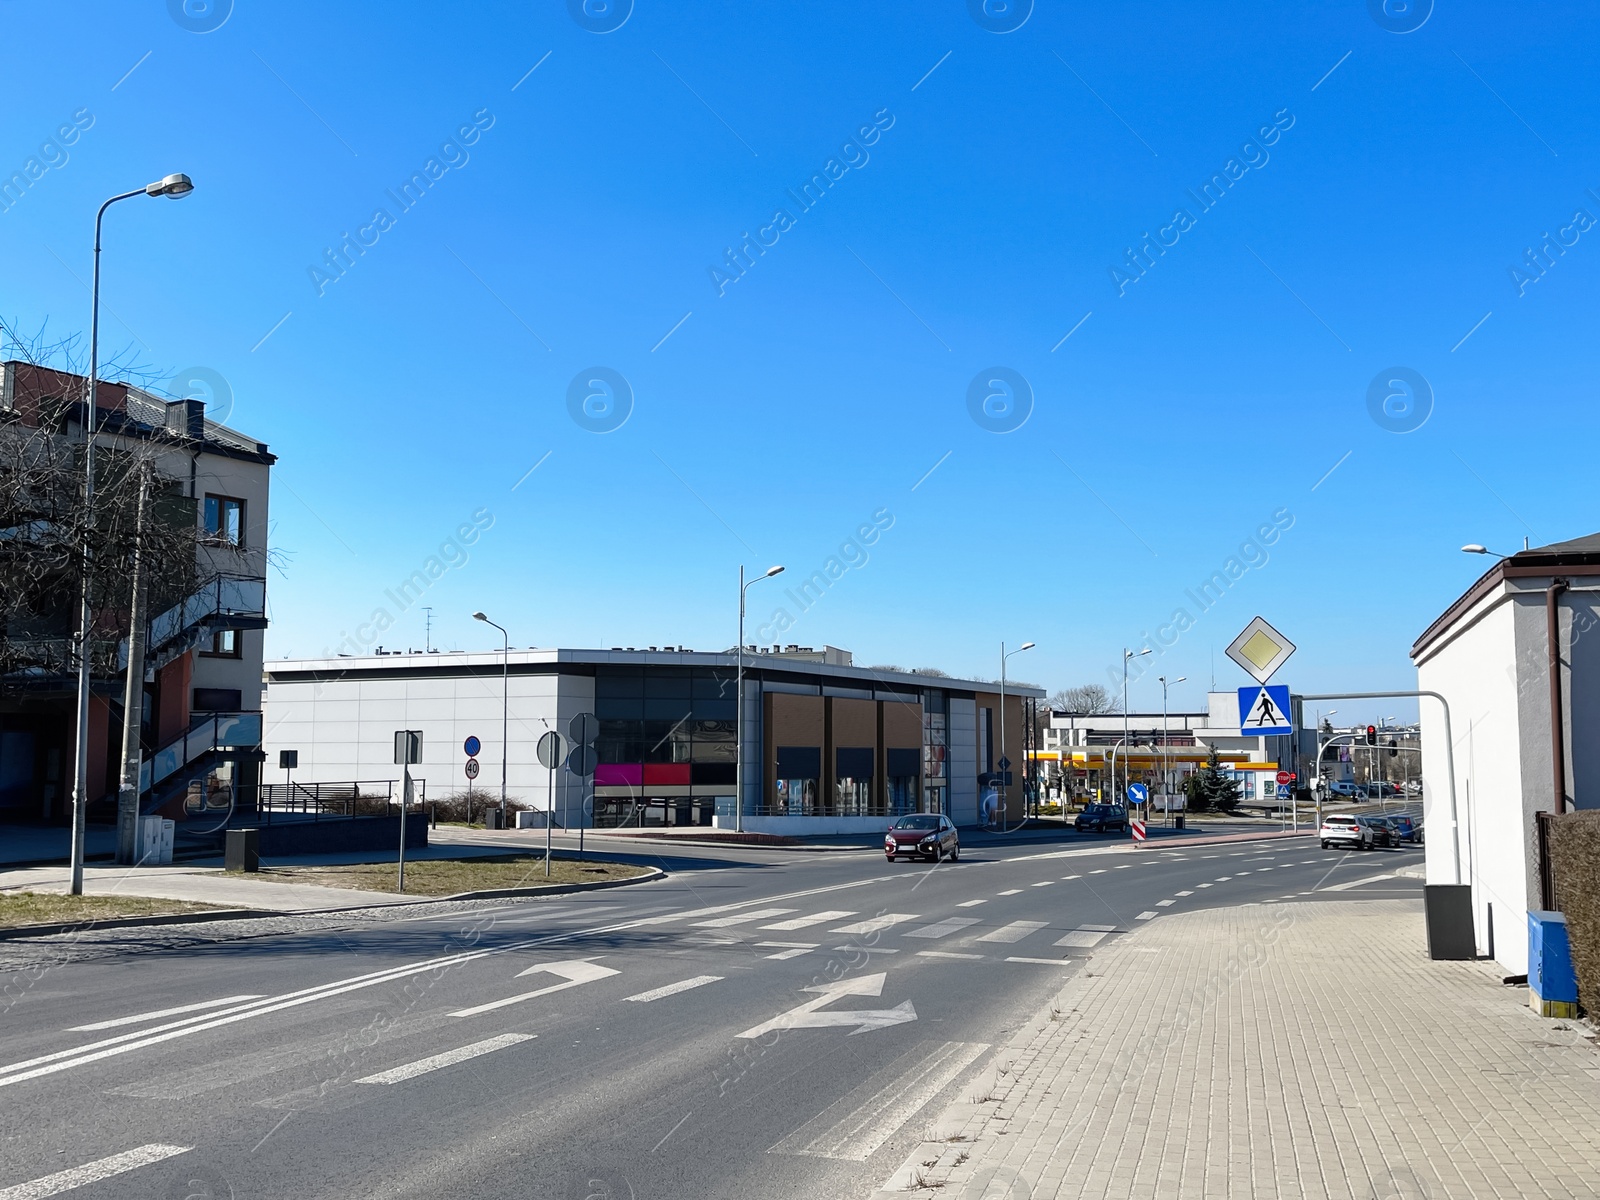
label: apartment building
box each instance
[0,361,273,826]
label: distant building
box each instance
[0,362,272,824]
[1411,533,1600,973]
[263,646,1044,833]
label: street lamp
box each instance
[1158,675,1185,823]
[735,565,784,833]
[68,173,195,896]
[472,612,510,828]
[1122,648,1152,804]
[998,641,1034,826]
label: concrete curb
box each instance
[0,865,666,939]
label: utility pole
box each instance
[114,462,152,865]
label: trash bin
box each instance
[225,828,260,873]
[485,808,503,830]
[1174,815,1185,830]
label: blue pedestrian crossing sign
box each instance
[1127,783,1148,804]
[1237,684,1293,736]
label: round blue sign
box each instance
[463,736,481,757]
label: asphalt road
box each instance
[0,832,1422,1200]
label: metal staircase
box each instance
[118,574,267,674]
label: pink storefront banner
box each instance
[594,763,642,787]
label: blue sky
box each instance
[2,0,1593,721]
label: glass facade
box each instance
[593,665,738,827]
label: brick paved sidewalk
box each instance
[875,899,1600,1200]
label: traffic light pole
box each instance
[1299,691,1461,886]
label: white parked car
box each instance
[1320,813,1375,850]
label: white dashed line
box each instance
[1156,900,1175,907]
[1135,911,1159,920]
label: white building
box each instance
[1411,534,1600,972]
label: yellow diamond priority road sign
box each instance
[1225,616,1296,684]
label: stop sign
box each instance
[1275,770,1292,786]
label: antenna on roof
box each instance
[423,606,434,653]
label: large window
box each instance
[203,495,245,548]
[200,629,241,658]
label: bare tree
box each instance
[1052,683,1119,714]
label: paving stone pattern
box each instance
[877,899,1600,1199]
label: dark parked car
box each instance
[885,813,960,862]
[1358,815,1398,848]
[1382,814,1422,844]
[1075,803,1129,833]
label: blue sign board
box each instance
[1276,784,1291,800]
[1127,783,1148,804]
[463,736,481,757]
[1237,685,1292,736]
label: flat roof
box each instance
[265,647,1046,698]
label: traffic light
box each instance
[1365,725,1377,746]
[1387,739,1398,758]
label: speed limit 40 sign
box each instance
[465,757,480,780]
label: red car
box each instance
[885,813,960,862]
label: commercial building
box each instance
[0,362,272,825]
[262,646,1044,834]
[1411,533,1600,973]
[1037,695,1295,804]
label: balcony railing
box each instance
[146,574,266,652]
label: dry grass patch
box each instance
[0,891,223,929]
[241,855,649,896]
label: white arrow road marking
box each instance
[736,972,916,1039]
[449,960,620,1018]
[0,1144,189,1200]
[623,975,723,1003]
[67,995,265,1032]
[356,1034,534,1085]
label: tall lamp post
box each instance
[472,612,510,828]
[736,565,784,833]
[67,173,195,896]
[1157,675,1185,823]
[1121,648,1152,806]
[998,641,1034,827]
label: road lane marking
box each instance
[1005,957,1069,965]
[1089,869,1107,875]
[1156,899,1175,906]
[956,899,986,907]
[693,907,797,928]
[1321,873,1395,892]
[831,914,916,935]
[996,888,1023,896]
[1030,881,1054,887]
[1114,865,1132,869]
[904,918,980,940]
[755,941,819,949]
[449,961,620,1018]
[624,975,723,1003]
[916,951,984,960]
[977,920,1048,944]
[1176,890,1193,896]
[0,1144,190,1199]
[1196,883,1212,888]
[761,910,856,930]
[765,948,813,960]
[67,996,265,1032]
[1215,876,1232,881]
[1135,911,1159,920]
[1061,874,1081,880]
[831,945,900,954]
[768,1040,988,1160]
[356,1034,534,1084]
[1055,930,1109,948]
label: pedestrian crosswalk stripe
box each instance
[760,910,856,931]
[916,950,984,960]
[957,899,987,907]
[996,888,1023,896]
[692,908,797,928]
[764,948,812,960]
[1055,929,1108,948]
[1005,957,1069,965]
[977,921,1049,944]
[624,976,723,1004]
[1156,899,1175,906]
[357,1034,535,1084]
[905,917,980,939]
[1135,911,1159,920]
[1175,890,1193,896]
[830,914,916,935]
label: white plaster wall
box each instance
[948,697,977,825]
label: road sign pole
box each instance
[546,758,553,877]
[398,763,408,893]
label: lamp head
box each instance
[472,612,488,622]
[1019,641,1035,652]
[1460,544,1488,555]
[764,565,785,578]
[147,173,194,199]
